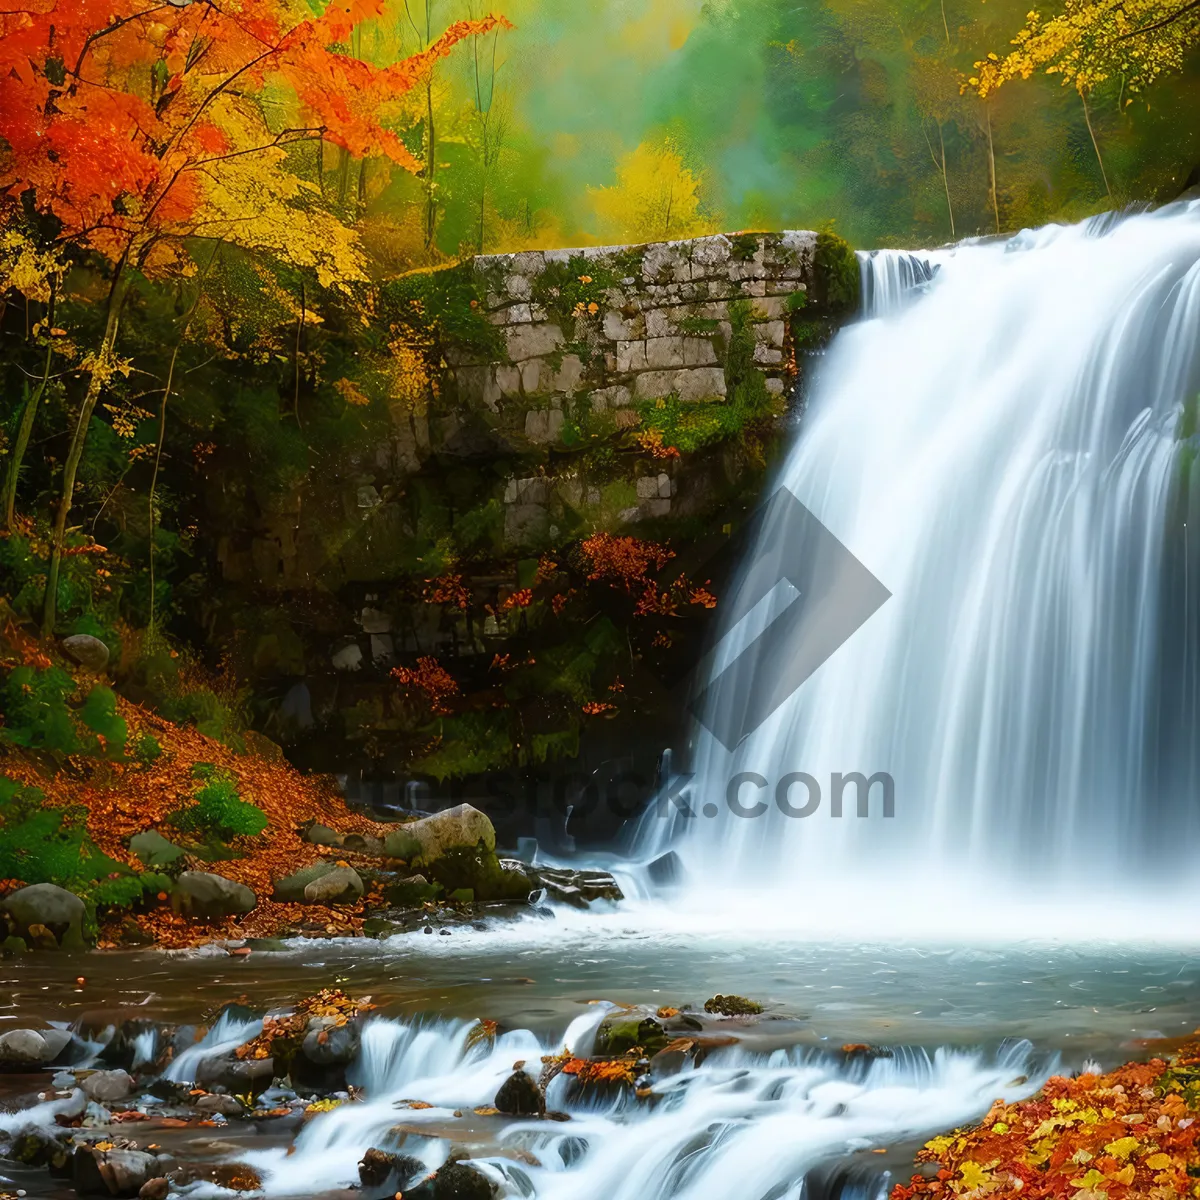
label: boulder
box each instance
[2,882,86,946]
[382,827,422,860]
[171,872,256,919]
[494,1069,543,1116]
[342,832,385,855]
[0,1028,50,1070]
[399,804,496,862]
[703,994,763,1016]
[79,1068,135,1103]
[358,1147,424,1194]
[194,1053,274,1092]
[303,866,363,905]
[273,861,337,902]
[385,874,438,907]
[423,846,533,903]
[139,1180,170,1200]
[305,823,344,848]
[595,1014,667,1056]
[62,633,110,672]
[300,1021,360,1066]
[432,1161,496,1200]
[73,1145,158,1197]
[129,830,185,868]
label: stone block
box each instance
[506,323,564,362]
[525,408,565,444]
[633,366,726,402]
[617,340,648,373]
[645,337,685,370]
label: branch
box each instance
[1117,0,1200,37]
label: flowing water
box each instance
[6,204,1200,1199]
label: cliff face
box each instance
[207,231,857,821]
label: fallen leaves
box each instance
[892,1037,1200,1200]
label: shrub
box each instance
[0,666,80,754]
[79,686,128,760]
[167,763,268,840]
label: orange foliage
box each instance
[424,574,470,609]
[893,1040,1200,1200]
[390,656,459,714]
[0,0,509,267]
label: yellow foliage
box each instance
[589,141,712,244]
[969,0,1200,98]
[0,230,62,303]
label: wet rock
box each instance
[139,1180,170,1200]
[195,1053,274,1092]
[358,1147,424,1194]
[407,1161,496,1200]
[382,826,422,859]
[194,1092,246,1116]
[2,882,86,947]
[171,871,256,919]
[703,994,763,1016]
[73,1145,158,1197]
[646,850,684,887]
[305,822,344,847]
[661,1012,703,1034]
[300,1021,360,1066]
[494,1069,543,1116]
[0,1027,51,1070]
[595,1014,668,1056]
[129,830,185,868]
[528,866,622,907]
[62,633,110,672]
[303,865,363,905]
[8,1127,70,1167]
[80,1068,135,1103]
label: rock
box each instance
[171,871,256,919]
[139,1180,170,1200]
[595,1014,667,1056]
[129,830,185,868]
[432,1161,497,1200]
[0,1027,49,1070]
[73,1145,158,1197]
[382,827,422,859]
[79,1068,135,1103]
[359,1147,424,1192]
[424,847,532,903]
[2,882,86,946]
[300,1022,360,1066]
[646,850,684,887]
[528,866,623,907]
[8,1127,70,1167]
[305,823,344,847]
[303,865,363,905]
[273,861,337,902]
[62,633,110,672]
[331,642,363,672]
[401,804,496,861]
[703,994,763,1016]
[194,1093,245,1116]
[195,1053,274,1092]
[342,832,384,855]
[494,1069,543,1116]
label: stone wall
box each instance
[451,230,817,433]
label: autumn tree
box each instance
[0,0,506,632]
[589,141,712,244]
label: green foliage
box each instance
[167,763,268,840]
[383,263,504,362]
[133,731,163,762]
[531,254,628,332]
[0,777,161,917]
[1,666,80,754]
[79,686,128,760]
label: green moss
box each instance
[783,289,809,314]
[813,229,861,311]
[677,315,721,336]
[728,232,765,261]
[530,254,625,334]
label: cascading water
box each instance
[656,201,1200,907]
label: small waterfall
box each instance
[242,1014,1047,1200]
[664,202,1200,903]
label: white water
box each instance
[652,202,1200,913]
[246,1011,1047,1200]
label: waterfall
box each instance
[662,202,1200,904]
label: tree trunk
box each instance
[985,102,1000,235]
[42,271,127,635]
[3,281,56,529]
[1080,89,1112,197]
